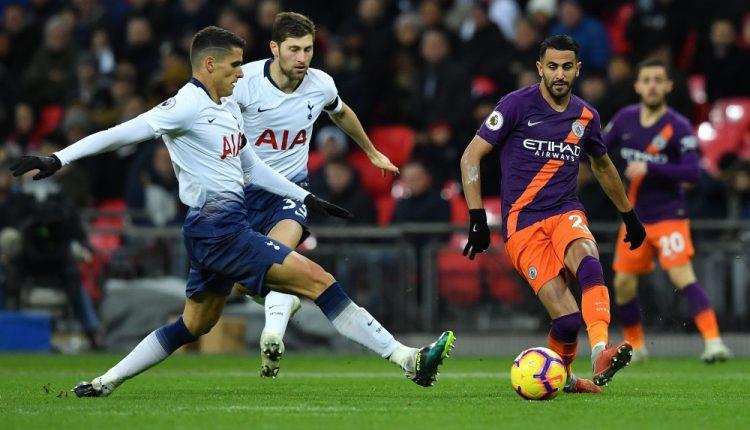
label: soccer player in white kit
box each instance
[231,12,400,377]
[11,26,454,396]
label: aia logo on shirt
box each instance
[221,131,247,159]
[255,129,307,150]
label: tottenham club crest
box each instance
[158,97,176,110]
[486,111,503,131]
[528,266,538,280]
[571,121,585,138]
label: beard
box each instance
[543,77,572,100]
[280,62,306,81]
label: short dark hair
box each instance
[272,12,316,45]
[190,26,245,67]
[636,58,670,79]
[539,35,580,60]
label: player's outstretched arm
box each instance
[10,117,156,180]
[328,102,399,176]
[239,142,352,219]
[590,153,646,249]
[459,135,494,259]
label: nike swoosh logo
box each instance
[258,107,275,112]
[472,225,478,232]
[268,305,281,310]
[528,120,543,126]
[367,319,374,326]
[208,117,215,123]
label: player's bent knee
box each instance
[613,273,638,302]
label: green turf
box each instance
[0,353,748,430]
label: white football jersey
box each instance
[139,79,247,210]
[232,59,343,181]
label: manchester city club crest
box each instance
[651,135,668,150]
[485,110,503,131]
[528,266,538,280]
[571,121,585,138]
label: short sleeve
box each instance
[319,71,343,114]
[602,111,621,151]
[231,65,253,111]
[476,93,521,147]
[138,91,199,137]
[583,109,608,158]
[672,117,698,155]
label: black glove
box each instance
[463,209,491,260]
[10,154,62,180]
[620,209,646,250]
[304,194,353,219]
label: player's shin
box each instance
[576,256,611,349]
[101,316,198,386]
[547,312,582,375]
[314,282,416,370]
[681,282,720,340]
[617,296,645,349]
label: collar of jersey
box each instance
[189,77,222,105]
[264,58,305,93]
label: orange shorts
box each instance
[505,210,597,294]
[613,219,695,275]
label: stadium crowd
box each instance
[0,0,750,229]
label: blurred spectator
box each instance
[549,0,610,72]
[0,170,102,349]
[626,0,690,63]
[686,153,734,220]
[392,161,450,224]
[526,0,556,32]
[508,17,542,82]
[459,1,511,86]
[411,122,461,186]
[578,70,616,123]
[38,139,92,208]
[577,162,616,222]
[90,28,115,76]
[728,161,750,219]
[3,3,37,78]
[5,102,44,156]
[125,144,183,227]
[75,53,109,108]
[22,14,77,106]
[309,157,376,226]
[71,0,108,47]
[410,29,471,129]
[122,16,160,83]
[486,0,521,41]
[605,56,638,120]
[249,0,282,61]
[694,18,750,102]
[324,42,368,120]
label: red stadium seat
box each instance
[375,195,396,225]
[368,125,416,167]
[89,199,126,256]
[349,151,394,199]
[307,150,324,173]
[697,98,750,174]
[437,249,481,305]
[477,252,522,304]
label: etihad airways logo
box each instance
[522,139,581,162]
[620,147,668,164]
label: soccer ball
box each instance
[510,347,567,400]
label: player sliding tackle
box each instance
[460,35,646,393]
[229,12,400,378]
[10,26,454,397]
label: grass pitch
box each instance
[1,353,748,430]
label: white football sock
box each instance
[329,302,399,358]
[262,291,296,337]
[388,343,418,372]
[103,331,170,385]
